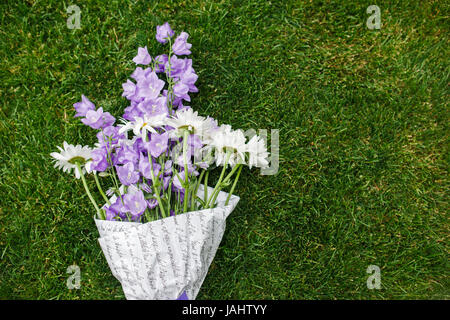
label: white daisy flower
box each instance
[246,134,269,169]
[165,108,212,141]
[50,142,93,179]
[207,125,246,167]
[118,114,166,141]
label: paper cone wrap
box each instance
[95,185,239,300]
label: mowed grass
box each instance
[0,0,448,299]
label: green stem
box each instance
[222,161,241,185]
[225,164,243,205]
[182,130,190,213]
[192,170,205,210]
[203,171,209,205]
[101,130,122,203]
[166,37,174,113]
[176,190,180,215]
[94,173,110,206]
[209,186,222,209]
[76,163,102,219]
[149,156,167,217]
[209,157,241,207]
[206,152,231,208]
[167,180,172,216]
[144,209,152,222]
[195,170,205,194]
[194,170,206,210]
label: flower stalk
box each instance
[206,151,231,208]
[76,163,102,219]
[94,172,111,206]
[225,164,243,205]
[182,129,190,213]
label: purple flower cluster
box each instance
[88,124,184,222]
[71,23,203,222]
[122,22,197,115]
[66,22,267,224]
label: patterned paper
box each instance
[95,185,240,300]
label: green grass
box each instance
[0,0,448,299]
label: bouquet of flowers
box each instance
[51,22,269,300]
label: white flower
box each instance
[50,142,93,179]
[207,125,246,167]
[246,135,269,169]
[201,116,219,144]
[165,108,212,141]
[118,114,166,141]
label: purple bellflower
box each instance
[148,132,169,158]
[136,96,168,117]
[139,153,161,180]
[74,95,96,118]
[156,22,175,44]
[173,82,190,102]
[122,80,137,100]
[136,71,165,100]
[116,162,140,185]
[172,32,192,55]
[123,188,147,219]
[180,67,199,92]
[154,54,168,73]
[115,144,139,165]
[81,108,115,129]
[133,46,152,65]
[90,147,109,172]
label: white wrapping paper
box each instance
[95,185,239,300]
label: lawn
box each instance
[0,0,448,299]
